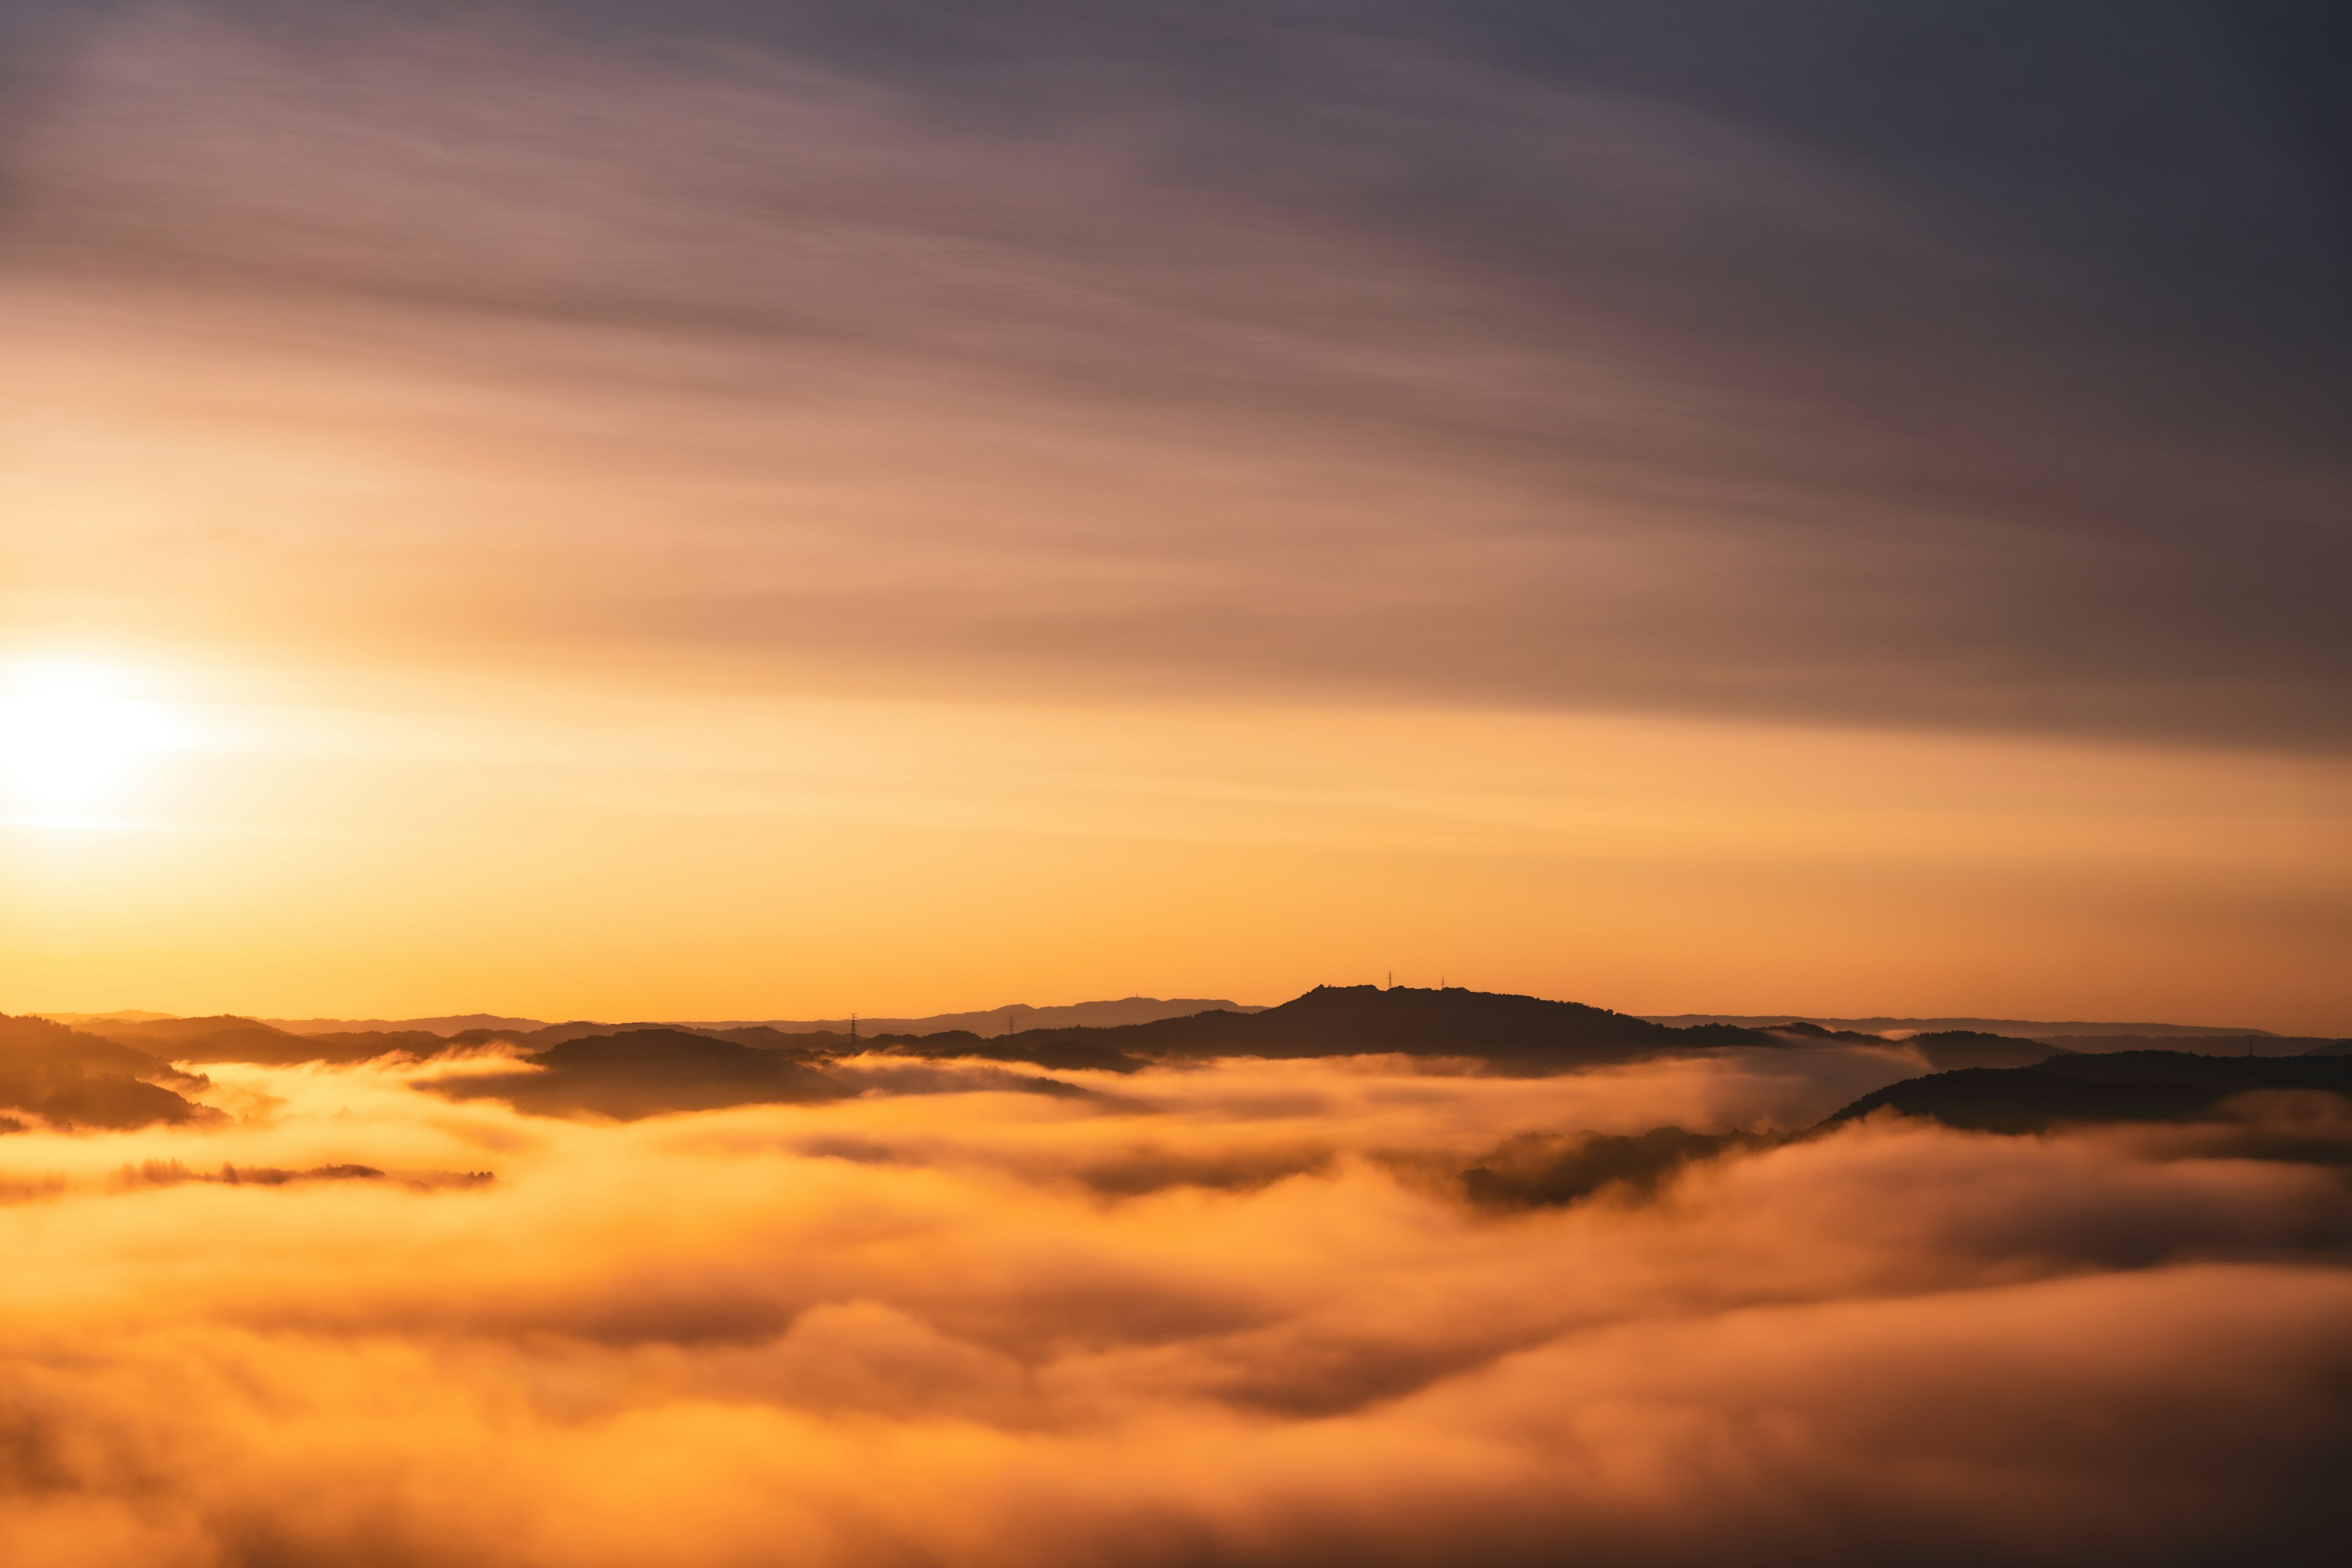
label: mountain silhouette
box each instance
[0,1014,217,1131]
[1899,1030,2057,1071]
[421,1028,853,1120]
[1825,1050,2352,1134]
[86,1015,492,1066]
[234,998,1258,1041]
[1643,1012,2277,1039]
[680,997,1264,1038]
[404,988,1791,1118]
[881,985,1777,1074]
[155,986,1790,1082]
[2023,1033,2344,1059]
[86,1014,343,1065]
[1460,1126,1763,1209]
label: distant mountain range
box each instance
[1826,1050,2352,1136]
[0,1013,219,1133]
[10,986,2347,1133]
[258,1013,548,1036]
[53,999,2322,1047]
[1645,1014,2342,1058]
[232,997,1263,1038]
[1646,1012,2275,1038]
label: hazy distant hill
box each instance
[1899,1030,2060,1070]
[876,986,1779,1075]
[53,987,1816,1079]
[698,997,1265,1037]
[423,1028,853,1120]
[265,1013,546,1038]
[1825,1050,2352,1135]
[249,997,1260,1039]
[1648,1012,2275,1039]
[870,992,2340,1081]
[64,990,2332,1095]
[2029,1033,2344,1059]
[85,1015,380,1066]
[0,1014,216,1131]
[57,998,1271,1067]
[418,989,1772,1118]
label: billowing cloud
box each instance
[0,1044,2345,1564]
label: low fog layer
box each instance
[2,1034,2348,1566]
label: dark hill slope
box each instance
[1826,1051,2352,1134]
[116,989,1790,1074]
[421,1029,852,1120]
[414,990,1796,1117]
[91,1014,283,1046]
[440,1020,849,1056]
[886,986,1778,1074]
[92,1015,337,1065]
[2029,1033,2343,1059]
[298,1030,464,1060]
[0,1014,216,1131]
[104,1016,496,1066]
[3,1013,176,1077]
[870,1026,1155,1073]
[440,1020,778,1051]
[698,1026,846,1059]
[1902,1030,2056,1071]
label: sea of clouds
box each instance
[2,1043,2347,1566]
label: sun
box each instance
[0,665,183,811]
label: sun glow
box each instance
[0,665,184,810]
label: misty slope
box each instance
[249,998,1258,1039]
[89,1014,489,1066]
[1460,1047,2352,1214]
[101,990,2331,1121]
[92,987,1789,1079]
[1899,1030,2058,1070]
[438,1005,1254,1055]
[694,997,1264,1037]
[1763,1022,2057,1071]
[1457,1127,1768,1209]
[90,1014,353,1065]
[404,989,1795,1119]
[1827,1052,2352,1135]
[423,1029,853,1119]
[886,985,1779,1074]
[266,1013,546,1036]
[0,1014,216,1131]
[2040,1033,2349,1058]
[117,992,2274,1083]
[1646,1013,2277,1038]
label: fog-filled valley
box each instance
[3,990,2348,1566]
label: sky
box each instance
[2,1,2348,1028]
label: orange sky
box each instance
[5,637,2345,1030]
[2,3,2348,1031]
